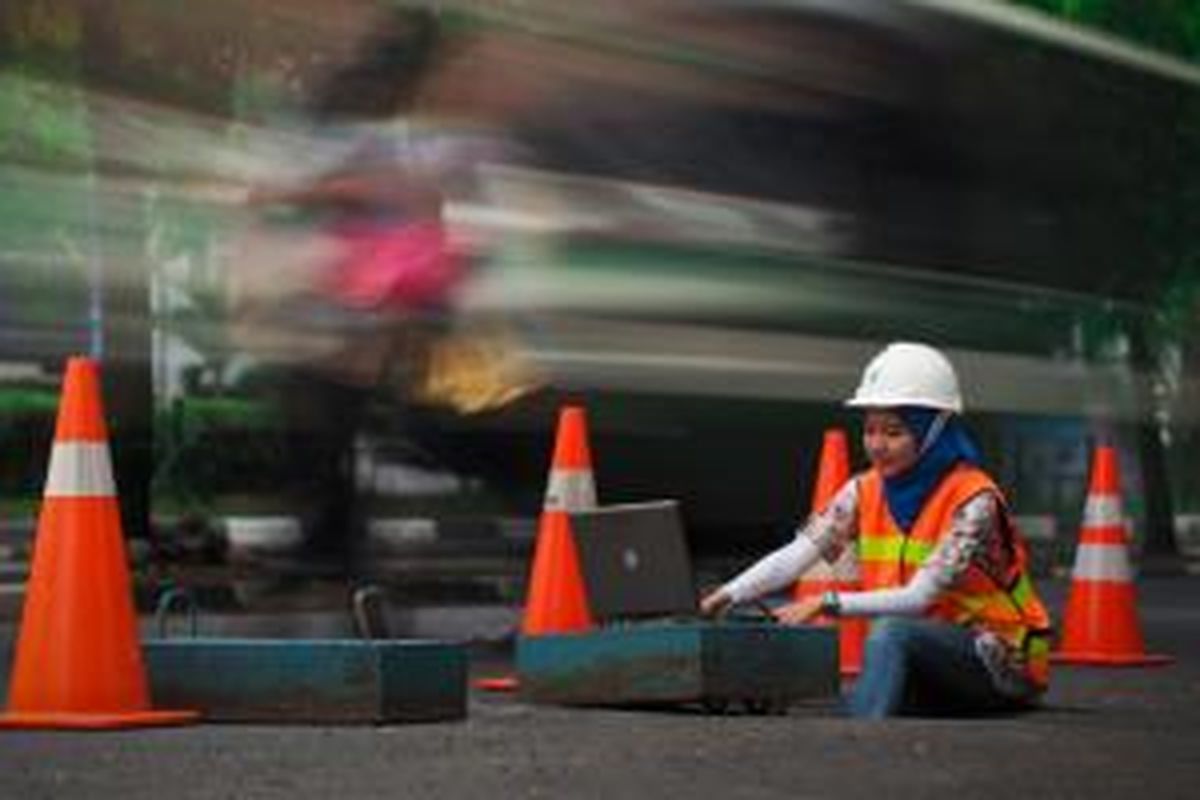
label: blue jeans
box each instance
[847,617,1027,719]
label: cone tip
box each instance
[53,355,108,442]
[552,405,592,470]
[65,354,98,371]
[1090,444,1122,495]
[811,427,851,513]
[559,405,586,424]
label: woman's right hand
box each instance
[699,588,733,617]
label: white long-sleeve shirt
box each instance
[719,475,1038,697]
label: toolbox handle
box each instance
[351,584,391,640]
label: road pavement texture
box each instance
[1,577,1199,799]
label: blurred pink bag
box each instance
[323,220,463,310]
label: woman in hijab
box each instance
[700,342,1052,718]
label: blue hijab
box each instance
[882,407,983,532]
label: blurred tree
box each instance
[1013,1,1200,58]
[1013,0,1200,565]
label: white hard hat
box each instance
[846,342,963,412]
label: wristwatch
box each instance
[820,590,841,617]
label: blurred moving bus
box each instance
[2,1,1198,557]
[408,0,1200,553]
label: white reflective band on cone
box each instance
[1082,495,1124,528]
[543,469,597,512]
[43,442,116,498]
[1070,543,1133,582]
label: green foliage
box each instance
[1012,1,1200,61]
[0,388,292,515]
[1012,0,1200,352]
[0,70,92,165]
[151,395,286,513]
[0,0,82,74]
[0,388,58,419]
[1012,1,1200,63]
[0,389,54,499]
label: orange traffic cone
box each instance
[521,405,596,635]
[475,405,597,692]
[0,358,199,728]
[793,429,866,677]
[809,429,851,515]
[1053,444,1171,666]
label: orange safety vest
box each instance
[858,465,1053,689]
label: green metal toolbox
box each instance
[144,638,468,723]
[517,621,838,712]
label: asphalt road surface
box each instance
[1,577,1198,799]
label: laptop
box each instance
[569,500,697,622]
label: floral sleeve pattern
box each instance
[803,477,861,564]
[922,490,999,592]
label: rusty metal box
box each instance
[516,622,838,712]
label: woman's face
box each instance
[862,410,920,478]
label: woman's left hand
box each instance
[772,596,825,626]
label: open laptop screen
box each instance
[569,500,696,622]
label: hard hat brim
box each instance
[845,395,961,413]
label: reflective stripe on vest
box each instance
[1025,632,1051,687]
[857,466,1052,689]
